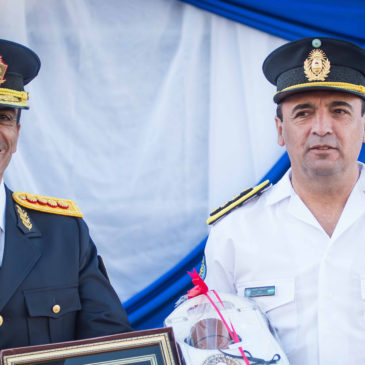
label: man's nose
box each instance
[311,111,333,136]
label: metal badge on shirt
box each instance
[244,285,276,298]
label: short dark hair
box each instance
[276,98,365,121]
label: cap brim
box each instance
[274,84,365,103]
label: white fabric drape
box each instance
[0,0,285,300]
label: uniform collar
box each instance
[266,162,365,208]
[265,169,294,207]
[355,162,365,192]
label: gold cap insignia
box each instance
[304,49,331,81]
[0,56,8,86]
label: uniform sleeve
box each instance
[203,223,237,294]
[75,218,133,338]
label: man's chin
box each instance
[305,161,342,177]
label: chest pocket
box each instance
[24,286,81,345]
[237,278,297,356]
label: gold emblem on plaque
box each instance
[304,49,331,81]
[16,204,33,230]
[0,56,8,85]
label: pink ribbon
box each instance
[187,270,250,365]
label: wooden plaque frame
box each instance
[0,328,181,365]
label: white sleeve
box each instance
[203,223,237,294]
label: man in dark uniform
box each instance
[0,39,132,350]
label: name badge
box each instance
[244,285,275,298]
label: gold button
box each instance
[0,315,3,326]
[52,305,61,314]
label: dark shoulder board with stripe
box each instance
[207,180,271,225]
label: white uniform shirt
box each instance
[204,163,365,365]
[0,180,5,266]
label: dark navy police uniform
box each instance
[0,187,132,350]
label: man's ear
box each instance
[275,117,285,147]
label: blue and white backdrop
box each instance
[1,0,363,328]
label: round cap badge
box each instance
[312,38,322,48]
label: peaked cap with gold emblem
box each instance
[263,37,365,103]
[0,39,40,109]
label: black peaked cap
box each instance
[263,37,365,103]
[0,39,40,109]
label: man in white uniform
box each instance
[203,37,365,364]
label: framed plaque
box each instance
[0,327,181,365]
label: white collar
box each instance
[265,168,294,207]
[266,162,365,207]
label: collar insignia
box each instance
[0,56,8,85]
[15,204,33,231]
[304,49,331,81]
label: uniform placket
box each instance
[317,245,333,364]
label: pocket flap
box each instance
[238,278,295,312]
[24,286,81,318]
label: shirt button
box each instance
[52,305,61,314]
[0,315,3,326]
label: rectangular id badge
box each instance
[244,285,275,298]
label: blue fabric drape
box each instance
[179,0,365,46]
[125,0,365,330]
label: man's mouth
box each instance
[310,145,335,151]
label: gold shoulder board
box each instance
[207,180,271,225]
[12,192,83,218]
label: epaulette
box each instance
[207,180,271,225]
[12,192,83,218]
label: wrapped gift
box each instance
[165,270,290,365]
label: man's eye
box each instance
[333,108,347,115]
[0,114,16,122]
[295,111,309,118]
